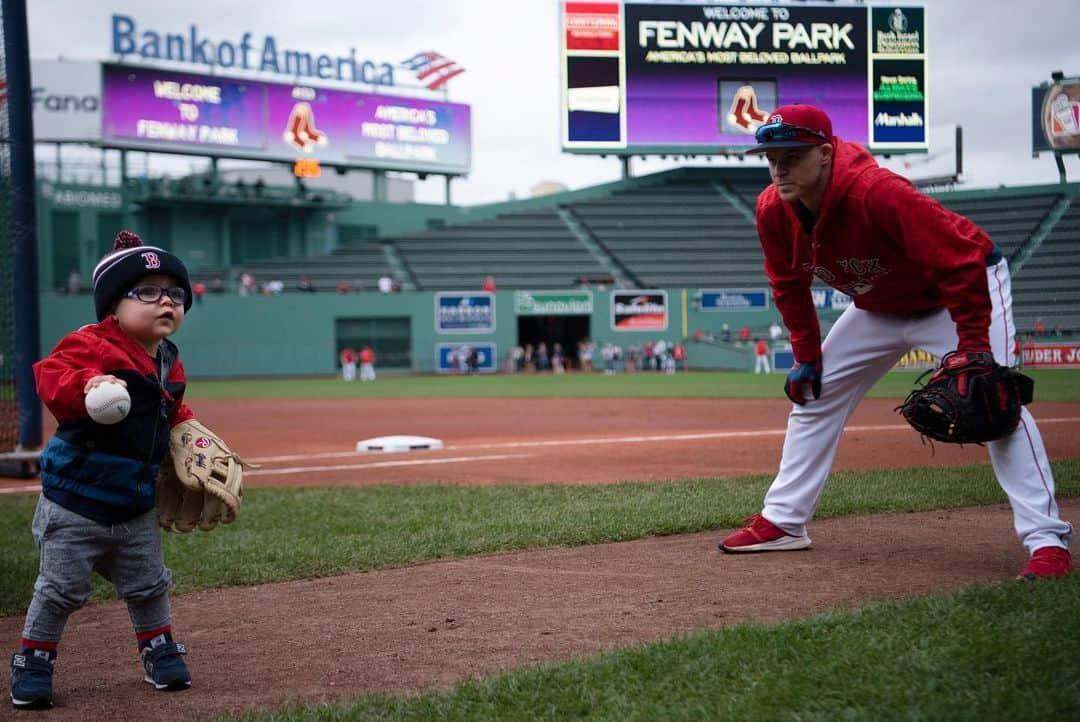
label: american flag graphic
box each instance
[401,51,465,91]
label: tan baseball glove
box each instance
[165,419,255,527]
[157,457,235,532]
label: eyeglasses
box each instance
[125,285,187,305]
[754,120,830,145]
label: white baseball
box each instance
[85,381,131,425]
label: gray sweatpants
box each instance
[21,495,173,645]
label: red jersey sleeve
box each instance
[865,176,993,352]
[33,330,108,422]
[758,195,822,362]
[168,356,195,427]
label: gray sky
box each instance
[26,0,1080,205]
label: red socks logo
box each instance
[283,102,328,152]
[727,85,768,133]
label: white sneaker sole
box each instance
[11,694,53,709]
[144,674,191,691]
[720,535,812,553]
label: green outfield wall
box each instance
[40,288,822,376]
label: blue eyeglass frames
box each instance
[125,285,187,305]
[754,120,830,144]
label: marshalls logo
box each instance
[141,251,161,269]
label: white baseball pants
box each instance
[762,258,1073,553]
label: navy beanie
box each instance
[92,231,193,321]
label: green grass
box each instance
[183,369,1080,402]
[3,460,1078,617]
[229,577,1080,722]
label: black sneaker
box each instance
[141,642,191,691]
[10,652,55,710]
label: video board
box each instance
[101,63,471,175]
[561,1,927,155]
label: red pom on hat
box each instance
[113,230,143,250]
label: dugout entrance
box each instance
[516,315,590,370]
[514,290,595,371]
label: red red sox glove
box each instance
[897,350,1034,444]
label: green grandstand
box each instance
[33,168,1080,376]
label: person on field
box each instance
[340,347,357,382]
[718,104,1072,581]
[359,346,376,381]
[753,338,771,374]
[10,231,196,709]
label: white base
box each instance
[356,435,444,453]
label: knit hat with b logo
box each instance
[92,230,193,321]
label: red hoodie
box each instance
[756,140,994,363]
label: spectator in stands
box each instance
[336,281,352,294]
[297,277,317,293]
[552,342,565,374]
[377,275,393,294]
[522,344,535,373]
[210,278,225,294]
[754,337,771,374]
[1034,318,1045,337]
[769,319,784,342]
[535,342,550,371]
[578,340,594,373]
[239,273,256,296]
[192,281,207,305]
[466,346,480,374]
[67,269,81,295]
[673,341,687,371]
[482,275,497,292]
[602,342,616,374]
[1053,324,1062,337]
[721,323,732,343]
[654,339,668,371]
[662,341,677,374]
[253,178,266,198]
[739,325,752,344]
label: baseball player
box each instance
[340,347,357,382]
[718,105,1073,581]
[10,231,196,709]
[753,338,771,374]
[359,345,376,381]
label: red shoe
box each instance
[719,513,811,553]
[1017,546,1072,581]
